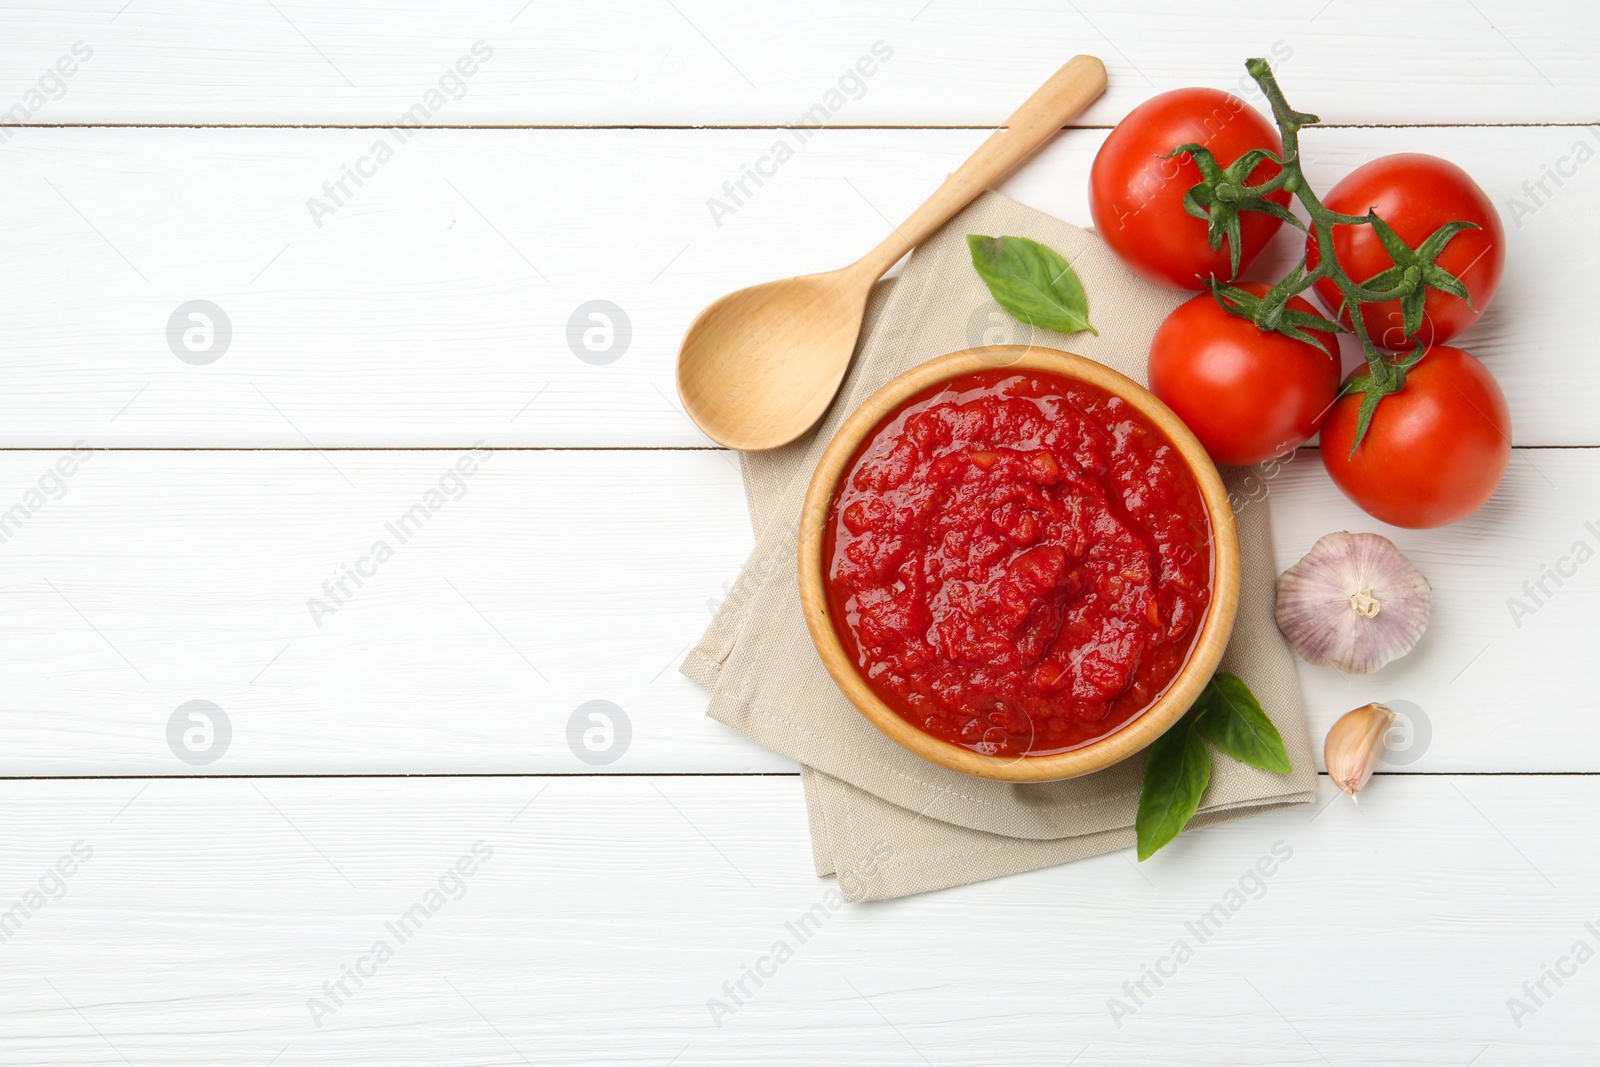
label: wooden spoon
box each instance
[676,54,1108,451]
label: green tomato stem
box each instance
[1209,59,1474,446]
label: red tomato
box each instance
[1148,284,1341,467]
[1320,346,1510,528]
[1091,88,1290,289]
[1306,154,1504,350]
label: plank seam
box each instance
[2,122,1596,132]
[0,771,1588,781]
[0,445,1585,454]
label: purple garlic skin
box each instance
[1275,531,1431,674]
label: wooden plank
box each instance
[0,448,781,775]
[1269,449,1599,773]
[1,0,1592,126]
[0,447,1590,775]
[0,774,1591,1064]
[0,124,1590,447]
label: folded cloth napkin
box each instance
[683,191,1318,902]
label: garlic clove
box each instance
[1275,531,1431,674]
[1324,702,1396,801]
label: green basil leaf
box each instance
[1195,672,1292,775]
[1135,713,1211,861]
[966,234,1098,337]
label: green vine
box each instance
[1169,58,1479,450]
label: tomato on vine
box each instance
[1102,58,1516,527]
[1306,154,1504,350]
[1090,88,1290,289]
[1148,284,1340,467]
[1320,346,1511,529]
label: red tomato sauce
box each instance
[824,369,1213,758]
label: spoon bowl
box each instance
[676,55,1108,451]
[676,266,870,452]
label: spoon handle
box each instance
[852,54,1108,279]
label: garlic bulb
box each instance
[1324,702,1395,800]
[1275,532,1430,673]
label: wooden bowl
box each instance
[797,347,1240,782]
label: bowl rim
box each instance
[797,346,1241,783]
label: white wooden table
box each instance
[1,3,1595,1063]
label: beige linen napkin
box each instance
[683,191,1317,902]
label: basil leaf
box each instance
[1195,672,1292,775]
[966,234,1098,337]
[1135,712,1211,861]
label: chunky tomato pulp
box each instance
[824,369,1213,758]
